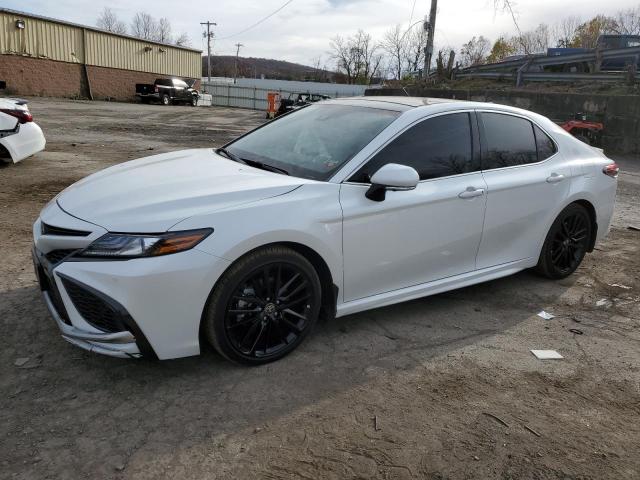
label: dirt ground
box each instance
[1,98,639,480]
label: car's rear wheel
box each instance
[203,246,322,365]
[161,94,171,105]
[536,203,592,279]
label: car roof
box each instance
[324,95,461,111]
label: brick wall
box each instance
[0,55,200,101]
[366,87,640,155]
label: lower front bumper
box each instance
[41,290,142,358]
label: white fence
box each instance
[201,78,375,111]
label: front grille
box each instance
[41,222,90,237]
[46,249,77,264]
[61,278,127,333]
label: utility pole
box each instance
[234,43,244,84]
[423,0,437,79]
[200,21,216,90]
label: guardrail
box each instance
[456,71,628,82]
[459,46,640,73]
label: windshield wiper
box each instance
[216,147,242,163]
[241,158,289,176]
[216,148,289,175]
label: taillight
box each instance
[603,163,619,178]
[0,108,33,124]
[154,86,159,93]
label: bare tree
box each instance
[613,7,640,35]
[330,31,382,84]
[381,25,407,80]
[551,16,582,47]
[97,7,127,35]
[460,36,490,67]
[131,12,158,41]
[516,23,550,55]
[329,35,358,84]
[405,27,427,75]
[174,33,191,47]
[156,17,172,43]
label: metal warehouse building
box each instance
[0,8,202,101]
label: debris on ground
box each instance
[483,412,510,428]
[627,225,640,232]
[596,298,613,307]
[14,357,30,367]
[537,310,555,320]
[568,329,584,335]
[524,425,542,437]
[609,283,632,290]
[531,350,563,360]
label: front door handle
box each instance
[458,187,485,199]
[546,173,565,183]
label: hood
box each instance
[57,149,308,232]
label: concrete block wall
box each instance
[0,55,200,102]
[366,87,640,155]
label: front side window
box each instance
[350,112,476,183]
[481,113,538,169]
[226,104,400,181]
[173,79,189,88]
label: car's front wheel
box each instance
[203,246,322,365]
[536,203,592,279]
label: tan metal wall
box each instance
[0,11,200,78]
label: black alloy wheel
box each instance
[203,246,322,365]
[536,203,592,279]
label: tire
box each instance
[161,94,171,106]
[191,96,198,107]
[203,246,322,365]
[535,203,592,279]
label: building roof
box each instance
[0,7,202,53]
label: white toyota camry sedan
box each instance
[32,97,618,363]
[0,97,46,164]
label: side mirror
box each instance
[366,163,419,201]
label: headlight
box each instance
[79,228,213,259]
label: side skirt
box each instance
[336,258,536,318]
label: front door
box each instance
[340,112,487,302]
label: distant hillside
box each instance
[202,55,336,82]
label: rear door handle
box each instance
[458,187,485,199]
[546,173,565,183]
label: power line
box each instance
[408,0,418,27]
[217,0,294,40]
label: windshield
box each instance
[225,104,400,181]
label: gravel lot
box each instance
[1,98,639,480]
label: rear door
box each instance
[476,111,571,269]
[340,111,487,302]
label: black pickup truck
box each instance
[135,78,199,106]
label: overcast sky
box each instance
[7,0,638,66]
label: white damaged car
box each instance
[0,97,46,164]
[32,97,617,364]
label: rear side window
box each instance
[534,125,557,161]
[481,113,537,169]
[351,112,477,182]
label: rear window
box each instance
[481,113,538,169]
[533,125,557,161]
